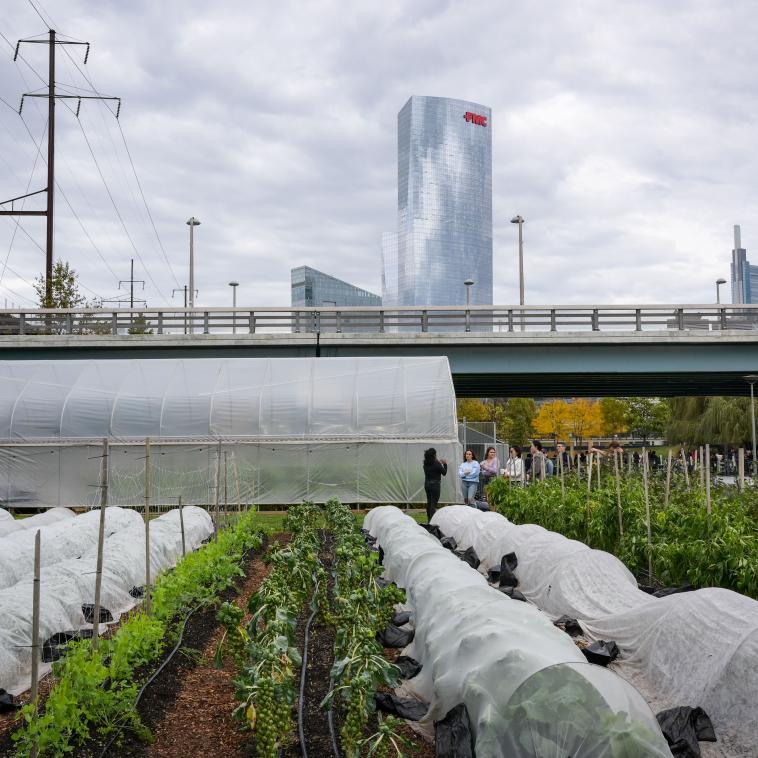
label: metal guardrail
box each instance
[0,305,757,336]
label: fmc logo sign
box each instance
[463,111,487,127]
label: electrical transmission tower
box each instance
[0,29,121,307]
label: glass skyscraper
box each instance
[291,266,381,307]
[731,225,758,303]
[382,96,493,307]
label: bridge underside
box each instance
[2,332,758,397]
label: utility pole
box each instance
[120,259,145,308]
[0,30,121,307]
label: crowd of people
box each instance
[422,441,749,522]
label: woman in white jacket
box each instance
[503,445,524,483]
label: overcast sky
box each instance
[0,0,756,309]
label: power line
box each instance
[56,42,181,289]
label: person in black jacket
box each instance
[423,447,448,522]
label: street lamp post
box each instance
[464,279,474,332]
[716,278,726,304]
[229,281,239,334]
[510,215,525,330]
[745,375,758,477]
[186,218,201,332]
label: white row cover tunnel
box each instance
[432,505,758,758]
[0,358,460,507]
[0,506,213,695]
[364,506,673,758]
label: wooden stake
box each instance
[92,438,109,650]
[178,494,186,558]
[30,529,41,704]
[613,450,623,537]
[738,448,745,491]
[681,448,690,487]
[586,452,593,541]
[223,450,229,529]
[521,453,526,486]
[559,452,565,497]
[144,437,152,614]
[699,446,705,491]
[664,449,672,507]
[214,441,221,539]
[628,450,633,475]
[642,447,653,580]
[705,443,712,515]
[233,455,242,513]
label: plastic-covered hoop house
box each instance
[0,357,460,507]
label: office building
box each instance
[731,225,758,303]
[382,95,493,307]
[291,266,381,307]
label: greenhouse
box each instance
[0,357,460,507]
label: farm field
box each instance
[1,492,756,756]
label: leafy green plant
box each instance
[13,510,263,757]
[487,467,758,597]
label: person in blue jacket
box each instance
[458,449,480,505]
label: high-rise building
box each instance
[382,96,493,307]
[730,225,758,303]
[291,266,381,307]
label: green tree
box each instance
[623,397,669,442]
[34,260,86,309]
[599,398,628,436]
[667,397,751,446]
[127,314,154,335]
[499,398,536,447]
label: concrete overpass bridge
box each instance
[2,304,758,397]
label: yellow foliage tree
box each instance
[532,400,572,440]
[567,399,604,443]
[456,398,491,422]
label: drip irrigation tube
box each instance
[328,696,342,758]
[98,603,201,758]
[297,575,322,758]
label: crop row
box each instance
[487,473,758,596]
[224,499,409,757]
[433,504,758,756]
[365,505,673,758]
[12,509,262,757]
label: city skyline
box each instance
[0,1,756,309]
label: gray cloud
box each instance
[1,0,757,309]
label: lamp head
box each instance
[464,279,475,287]
[716,278,727,285]
[510,215,524,224]
[745,375,758,383]
[228,281,239,287]
[186,217,201,226]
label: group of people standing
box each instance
[422,440,631,522]
[422,445,501,522]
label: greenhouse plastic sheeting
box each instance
[0,508,10,520]
[364,506,672,757]
[0,507,142,589]
[0,507,73,537]
[0,358,460,507]
[433,506,758,757]
[0,506,213,695]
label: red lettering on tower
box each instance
[463,111,487,127]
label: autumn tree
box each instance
[533,400,571,441]
[567,399,604,443]
[599,398,628,436]
[456,398,490,422]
